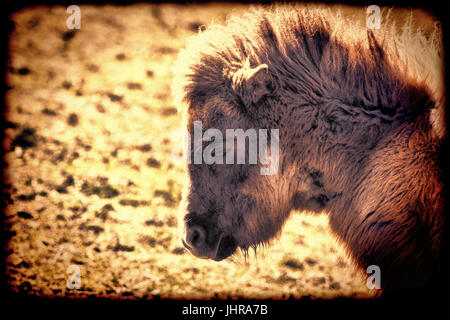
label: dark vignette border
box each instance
[0,0,448,314]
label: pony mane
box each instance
[172,4,444,137]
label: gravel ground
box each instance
[4,3,435,300]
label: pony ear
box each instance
[232,64,274,105]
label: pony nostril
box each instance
[191,231,200,243]
[187,225,206,249]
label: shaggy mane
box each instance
[172,4,444,137]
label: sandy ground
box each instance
[4,3,437,300]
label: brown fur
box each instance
[172,5,445,289]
